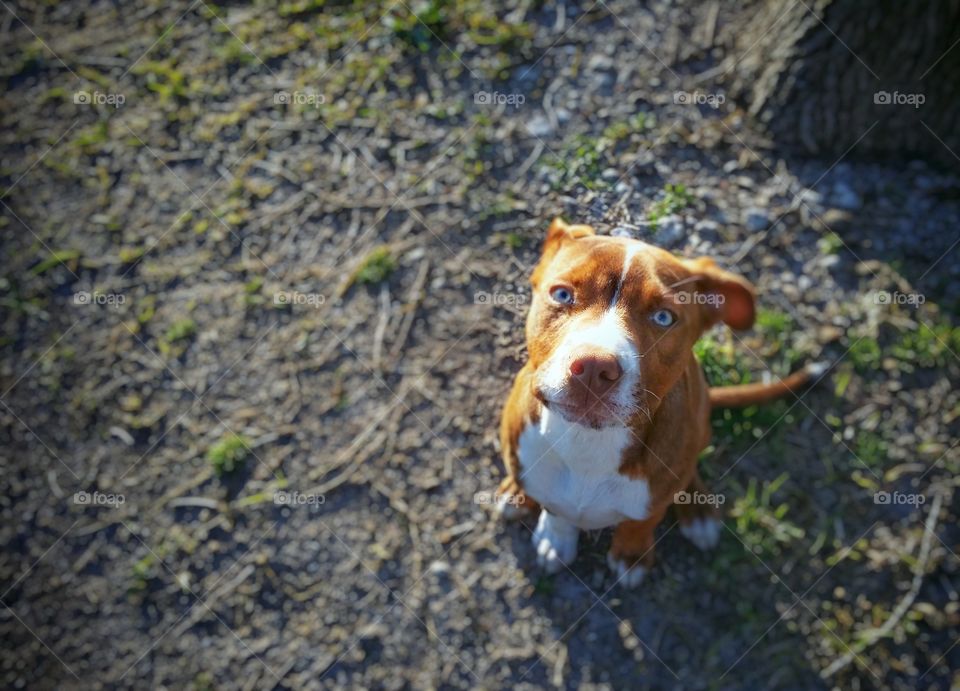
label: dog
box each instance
[497,218,824,586]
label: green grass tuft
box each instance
[164,319,197,342]
[354,246,395,285]
[207,433,250,476]
[648,183,694,227]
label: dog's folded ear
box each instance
[685,257,756,330]
[531,218,595,285]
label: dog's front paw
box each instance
[680,516,721,551]
[532,511,578,573]
[606,553,647,588]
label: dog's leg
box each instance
[608,509,666,587]
[676,472,722,551]
[495,475,540,519]
[532,510,579,573]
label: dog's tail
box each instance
[708,361,829,409]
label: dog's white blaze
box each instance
[518,406,650,530]
[611,241,647,307]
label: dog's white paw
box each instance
[532,511,578,573]
[680,517,721,551]
[606,553,647,588]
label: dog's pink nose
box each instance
[569,349,623,397]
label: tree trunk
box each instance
[718,0,960,166]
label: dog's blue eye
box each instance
[651,309,675,327]
[549,286,575,305]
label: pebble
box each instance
[526,115,553,138]
[744,207,769,231]
[654,215,684,245]
[832,180,862,210]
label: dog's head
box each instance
[525,218,756,428]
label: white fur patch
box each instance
[606,553,647,588]
[518,407,650,530]
[680,517,721,551]
[532,510,579,573]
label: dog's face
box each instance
[526,218,756,428]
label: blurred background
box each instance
[1,1,959,689]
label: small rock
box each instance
[743,207,769,232]
[654,215,684,245]
[602,168,619,181]
[694,219,719,235]
[818,325,844,343]
[587,54,613,71]
[831,180,861,210]
[525,115,553,138]
[428,561,450,575]
[798,188,823,207]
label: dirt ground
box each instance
[1,1,959,689]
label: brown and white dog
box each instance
[497,218,824,586]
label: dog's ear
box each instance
[530,218,595,286]
[684,257,756,330]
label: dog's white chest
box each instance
[517,407,650,529]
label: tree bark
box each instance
[718,0,960,166]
